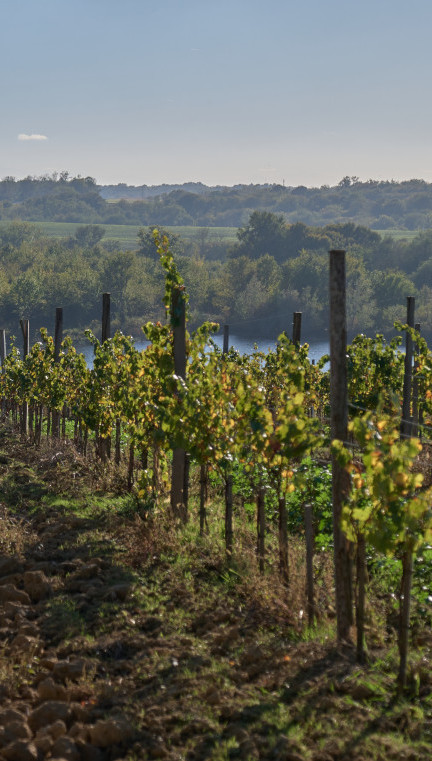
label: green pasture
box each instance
[0,221,238,250]
[374,228,424,241]
[0,219,427,250]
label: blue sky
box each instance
[2,0,432,186]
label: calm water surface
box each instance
[77,335,330,368]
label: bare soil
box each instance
[0,430,431,761]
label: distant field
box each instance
[374,228,425,241]
[0,221,238,250]
[0,220,427,248]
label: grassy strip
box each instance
[0,220,238,249]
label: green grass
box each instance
[1,219,428,247]
[375,228,428,241]
[0,220,238,250]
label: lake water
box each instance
[77,335,330,368]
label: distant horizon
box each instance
[3,172,432,190]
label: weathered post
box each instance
[292,312,302,345]
[52,308,63,438]
[170,285,187,522]
[223,324,230,354]
[102,293,111,344]
[19,319,30,436]
[0,330,6,368]
[329,249,353,643]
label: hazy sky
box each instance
[2,0,432,187]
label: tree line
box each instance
[1,213,432,341]
[2,173,432,229]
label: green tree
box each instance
[137,226,186,260]
[73,225,106,248]
[233,211,289,262]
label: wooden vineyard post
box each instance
[19,319,30,436]
[0,330,6,369]
[170,285,187,522]
[292,312,302,345]
[102,293,111,343]
[223,324,229,354]
[398,297,415,691]
[99,294,111,460]
[329,249,353,643]
[52,308,63,439]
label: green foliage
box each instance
[333,411,432,555]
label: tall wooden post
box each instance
[223,324,229,354]
[329,249,353,642]
[0,330,6,368]
[102,293,111,343]
[54,308,63,361]
[292,312,302,345]
[170,286,187,522]
[52,308,63,438]
[19,319,30,436]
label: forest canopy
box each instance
[0,212,431,343]
[2,174,432,230]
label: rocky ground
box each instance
[0,430,431,761]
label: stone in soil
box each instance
[0,585,31,605]
[53,659,87,682]
[23,570,52,602]
[1,740,38,761]
[51,735,81,761]
[37,677,68,701]
[88,717,134,747]
[28,701,71,733]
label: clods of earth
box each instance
[0,436,431,761]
